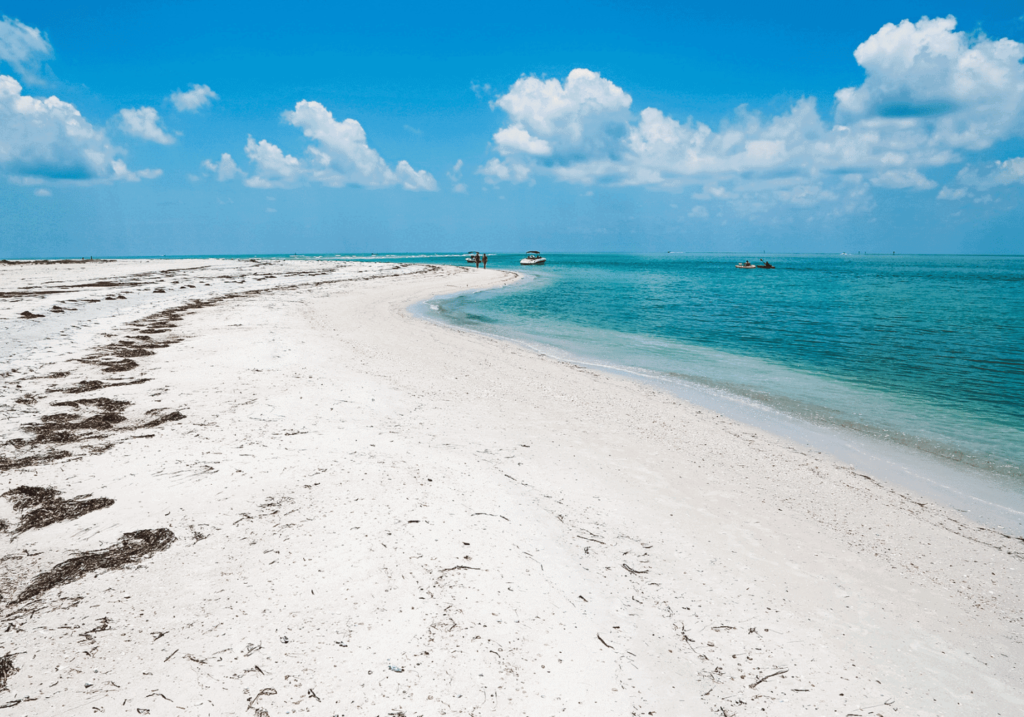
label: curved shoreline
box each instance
[414,267,1024,535]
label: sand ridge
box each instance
[0,260,1021,716]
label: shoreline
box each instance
[412,276,1024,536]
[1,259,1021,715]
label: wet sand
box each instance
[0,259,1021,716]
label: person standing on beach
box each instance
[482,253,488,268]
[474,253,481,268]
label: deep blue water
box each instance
[403,253,1023,484]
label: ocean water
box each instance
[398,253,1024,519]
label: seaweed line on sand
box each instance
[14,528,175,604]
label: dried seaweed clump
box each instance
[53,397,131,412]
[0,451,72,472]
[2,485,114,534]
[141,410,185,428]
[62,380,104,394]
[16,528,175,603]
[0,653,16,691]
[2,486,59,511]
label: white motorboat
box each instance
[520,251,546,266]
[735,260,756,269]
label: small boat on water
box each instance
[466,252,479,263]
[736,260,756,269]
[520,251,546,266]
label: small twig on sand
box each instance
[247,688,277,711]
[441,565,480,572]
[622,563,649,574]
[597,634,613,649]
[750,669,788,689]
[577,535,605,544]
[307,688,321,702]
[163,649,178,662]
[471,513,509,521]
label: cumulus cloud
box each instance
[118,107,175,144]
[482,17,1024,212]
[34,187,50,197]
[0,17,52,82]
[242,136,302,188]
[0,75,157,183]
[202,152,244,181]
[169,84,218,112]
[937,156,1024,199]
[216,100,436,191]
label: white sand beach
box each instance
[1,259,1021,717]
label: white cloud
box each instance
[202,152,244,181]
[34,187,50,196]
[169,84,218,112]
[0,75,155,183]
[834,16,1024,149]
[478,158,531,184]
[227,100,436,191]
[870,168,937,189]
[955,157,1024,189]
[111,159,162,182]
[493,126,551,156]
[395,159,438,191]
[481,17,1024,214]
[118,107,175,144]
[937,186,968,200]
[688,205,708,218]
[447,158,468,192]
[243,136,302,188]
[0,17,52,82]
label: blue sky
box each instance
[2,1,1024,257]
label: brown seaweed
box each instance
[16,528,175,603]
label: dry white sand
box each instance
[0,259,1021,716]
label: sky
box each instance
[2,1,1024,258]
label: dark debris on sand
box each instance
[16,528,175,603]
[0,653,16,692]
[2,485,115,534]
[0,451,72,473]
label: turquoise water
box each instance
[408,253,1024,487]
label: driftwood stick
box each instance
[749,668,788,689]
[597,634,613,649]
[622,563,649,574]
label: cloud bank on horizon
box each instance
[482,16,1024,211]
[1,13,1023,212]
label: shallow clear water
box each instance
[409,253,1024,488]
